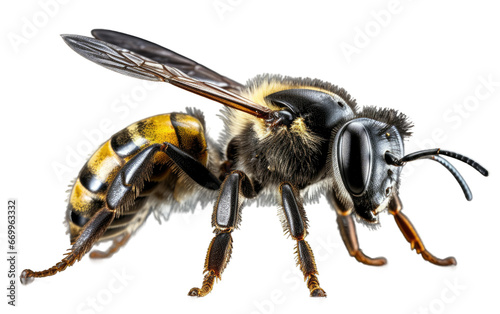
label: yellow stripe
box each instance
[87,140,124,184]
[131,115,179,148]
[69,179,104,216]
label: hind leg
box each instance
[89,198,151,259]
[22,144,169,284]
[21,206,116,284]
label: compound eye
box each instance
[338,122,372,196]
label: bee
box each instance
[21,29,488,297]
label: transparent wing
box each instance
[91,29,244,93]
[62,34,271,118]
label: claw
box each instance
[421,251,457,266]
[188,287,201,297]
[310,288,327,297]
[20,269,35,285]
[354,250,387,266]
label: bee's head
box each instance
[330,106,488,225]
[330,107,412,225]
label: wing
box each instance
[61,34,272,119]
[91,29,244,93]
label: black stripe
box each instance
[68,193,106,217]
[111,129,141,158]
[170,113,184,150]
[67,203,91,227]
[171,113,205,155]
[79,165,108,193]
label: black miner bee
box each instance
[21,30,488,297]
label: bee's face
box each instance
[333,118,404,224]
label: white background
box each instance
[1,1,499,314]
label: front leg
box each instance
[329,191,387,266]
[188,171,255,297]
[336,215,388,266]
[279,183,326,297]
[389,192,457,266]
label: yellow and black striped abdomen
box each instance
[67,113,208,242]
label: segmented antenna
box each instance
[399,148,488,176]
[385,148,488,201]
[424,155,473,201]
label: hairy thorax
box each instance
[230,118,328,191]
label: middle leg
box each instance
[89,232,132,259]
[188,171,255,297]
[279,182,326,297]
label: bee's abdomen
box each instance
[67,113,208,242]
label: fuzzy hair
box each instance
[218,73,359,158]
[244,74,358,112]
[357,106,413,139]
